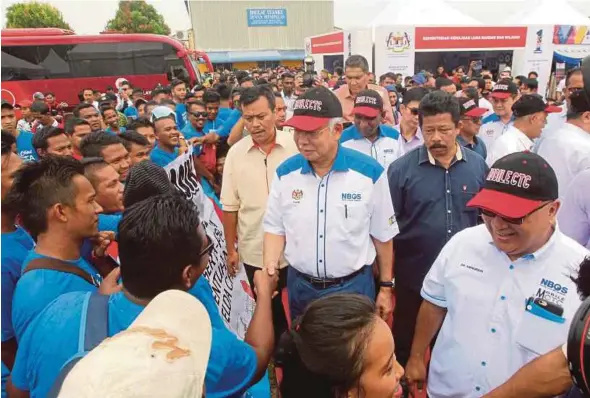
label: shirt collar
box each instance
[419,143,465,165]
[247,128,288,151]
[456,135,480,147]
[488,225,559,261]
[301,146,348,174]
[509,126,534,147]
[348,124,387,140]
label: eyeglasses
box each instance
[461,116,482,124]
[199,235,214,258]
[190,111,208,118]
[408,108,420,116]
[480,201,552,225]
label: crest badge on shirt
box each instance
[292,189,303,202]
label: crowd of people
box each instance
[1,52,590,398]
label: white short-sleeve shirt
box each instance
[422,224,588,397]
[486,125,534,166]
[263,147,398,278]
[340,124,401,169]
[478,114,513,155]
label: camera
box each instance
[567,297,590,397]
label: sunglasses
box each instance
[408,107,420,116]
[199,235,214,258]
[190,111,208,118]
[480,201,552,225]
[461,116,482,124]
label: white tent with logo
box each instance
[504,0,589,25]
[370,0,482,27]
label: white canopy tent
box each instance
[370,0,482,27]
[504,0,589,25]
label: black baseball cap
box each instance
[512,94,561,117]
[352,89,383,118]
[491,79,518,99]
[458,97,487,117]
[282,87,342,132]
[467,152,558,218]
[1,99,14,110]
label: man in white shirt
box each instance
[468,77,494,118]
[487,94,560,166]
[340,89,401,169]
[559,169,590,249]
[478,79,519,151]
[404,152,589,398]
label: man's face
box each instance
[282,77,295,94]
[346,67,369,96]
[136,126,156,148]
[1,152,22,201]
[100,143,130,182]
[128,142,151,165]
[20,106,31,119]
[1,108,16,132]
[83,90,94,103]
[354,113,382,138]
[520,85,532,95]
[499,71,511,80]
[189,105,207,129]
[61,175,102,238]
[482,201,559,259]
[459,116,482,137]
[422,112,458,158]
[241,80,254,88]
[368,73,376,85]
[45,94,55,104]
[93,164,124,213]
[456,68,465,78]
[194,90,205,101]
[121,84,132,97]
[565,72,584,106]
[528,111,548,138]
[216,156,225,176]
[173,84,187,101]
[46,134,73,157]
[242,96,276,144]
[484,79,494,91]
[441,84,457,95]
[274,97,287,127]
[137,103,146,118]
[206,102,220,121]
[132,92,143,101]
[93,92,101,101]
[294,123,341,163]
[155,118,180,149]
[79,107,102,130]
[70,125,92,152]
[437,66,444,74]
[103,109,119,128]
[400,101,421,130]
[388,91,398,107]
[491,96,516,117]
[153,93,168,104]
[468,81,480,93]
[382,77,395,87]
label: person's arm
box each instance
[262,173,286,273]
[379,87,395,125]
[373,237,394,320]
[483,346,571,398]
[228,118,246,146]
[192,154,215,182]
[220,150,241,275]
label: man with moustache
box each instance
[387,91,488,369]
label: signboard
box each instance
[247,8,287,27]
[554,25,590,45]
[520,25,554,97]
[415,26,528,50]
[309,31,344,54]
[375,26,416,78]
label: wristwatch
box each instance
[378,278,395,289]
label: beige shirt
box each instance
[221,129,299,268]
[334,83,395,125]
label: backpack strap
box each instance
[23,257,98,287]
[46,292,110,398]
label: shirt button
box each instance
[445,171,449,174]
[320,209,324,213]
[321,184,325,187]
[476,386,481,392]
[447,230,452,234]
[500,295,506,300]
[446,189,450,193]
[319,235,323,238]
[491,328,496,333]
[319,259,323,263]
[509,265,514,270]
[447,210,451,214]
[481,361,487,366]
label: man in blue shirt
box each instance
[83,158,124,236]
[0,133,34,388]
[149,106,181,167]
[387,91,488,368]
[102,106,126,135]
[80,132,131,182]
[182,100,208,141]
[203,90,226,133]
[31,127,73,159]
[171,79,188,130]
[9,194,278,398]
[1,101,36,162]
[9,156,118,341]
[456,97,488,159]
[217,83,233,121]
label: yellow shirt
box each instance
[221,129,299,268]
[334,83,395,125]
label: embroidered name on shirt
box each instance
[383,148,395,154]
[294,99,322,111]
[486,168,531,188]
[341,192,362,201]
[460,263,484,273]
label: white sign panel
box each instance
[519,25,555,97]
[375,25,416,78]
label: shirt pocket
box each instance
[336,202,368,236]
[515,306,568,361]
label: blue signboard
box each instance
[247,8,287,27]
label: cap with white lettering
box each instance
[458,97,487,118]
[282,87,343,132]
[467,151,558,218]
[490,79,518,99]
[352,89,383,118]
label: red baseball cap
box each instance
[458,98,487,118]
[282,87,343,132]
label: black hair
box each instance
[106,86,114,91]
[345,55,369,73]
[132,88,143,96]
[82,88,93,94]
[528,71,539,78]
[80,131,124,158]
[151,87,170,97]
[254,78,268,86]
[463,87,480,102]
[9,155,84,238]
[515,75,527,83]
[240,85,276,111]
[1,130,15,156]
[277,294,377,398]
[281,72,294,80]
[65,118,90,135]
[32,127,67,152]
[216,83,231,100]
[128,118,155,131]
[31,101,49,115]
[472,77,485,90]
[119,80,130,87]
[419,91,461,126]
[192,84,205,93]
[435,77,454,90]
[240,76,254,85]
[158,99,176,108]
[334,67,344,76]
[118,193,204,299]
[100,106,117,117]
[170,79,186,89]
[119,130,150,151]
[73,103,98,118]
[92,90,100,95]
[402,87,428,106]
[186,100,207,113]
[81,157,110,187]
[574,257,590,300]
[523,78,539,90]
[379,72,397,83]
[203,90,221,104]
[216,140,230,159]
[566,67,582,87]
[1,102,14,111]
[455,65,465,73]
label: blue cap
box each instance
[411,73,427,85]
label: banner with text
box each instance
[247,8,287,27]
[519,25,554,97]
[415,26,528,50]
[309,31,344,54]
[375,26,416,78]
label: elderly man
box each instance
[263,87,398,321]
[334,55,395,125]
[387,91,488,368]
[405,152,589,397]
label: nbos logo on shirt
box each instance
[341,192,362,201]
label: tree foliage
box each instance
[105,0,171,35]
[5,2,72,30]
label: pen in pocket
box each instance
[345,204,348,219]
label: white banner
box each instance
[164,146,255,339]
[519,25,555,97]
[375,26,416,78]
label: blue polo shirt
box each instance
[12,252,101,341]
[1,227,35,343]
[150,144,179,167]
[181,123,206,140]
[16,131,37,162]
[124,106,138,120]
[204,117,225,133]
[98,213,122,236]
[218,109,242,138]
[176,103,187,130]
[11,285,256,398]
[105,126,126,135]
[218,107,232,121]
[457,135,487,160]
[387,145,488,292]
[340,124,400,169]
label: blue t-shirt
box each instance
[98,213,122,236]
[124,106,138,120]
[150,145,179,167]
[176,103,187,130]
[181,123,206,140]
[1,227,35,343]
[217,109,241,138]
[12,251,101,341]
[203,117,225,134]
[16,131,37,162]
[105,126,126,135]
[218,107,232,121]
[11,283,257,398]
[1,362,8,398]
